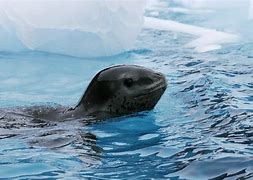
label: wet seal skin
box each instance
[0,65,167,123]
[68,65,167,120]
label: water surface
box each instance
[0,2,253,179]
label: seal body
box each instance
[0,65,167,123]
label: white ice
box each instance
[144,17,239,53]
[0,0,146,57]
[250,0,253,20]
[144,0,253,53]
[172,0,248,10]
[0,0,252,57]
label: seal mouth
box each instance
[135,84,166,99]
[135,74,167,99]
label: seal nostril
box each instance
[154,72,165,82]
[155,72,164,78]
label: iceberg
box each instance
[0,0,146,57]
[0,0,252,57]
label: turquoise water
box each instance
[1,3,253,180]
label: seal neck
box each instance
[61,103,107,120]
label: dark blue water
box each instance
[0,2,253,179]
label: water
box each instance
[1,3,253,180]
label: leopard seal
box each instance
[69,64,167,119]
[0,65,167,124]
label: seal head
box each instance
[75,65,167,118]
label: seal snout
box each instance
[152,72,167,91]
[138,71,167,99]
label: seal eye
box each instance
[124,78,134,88]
